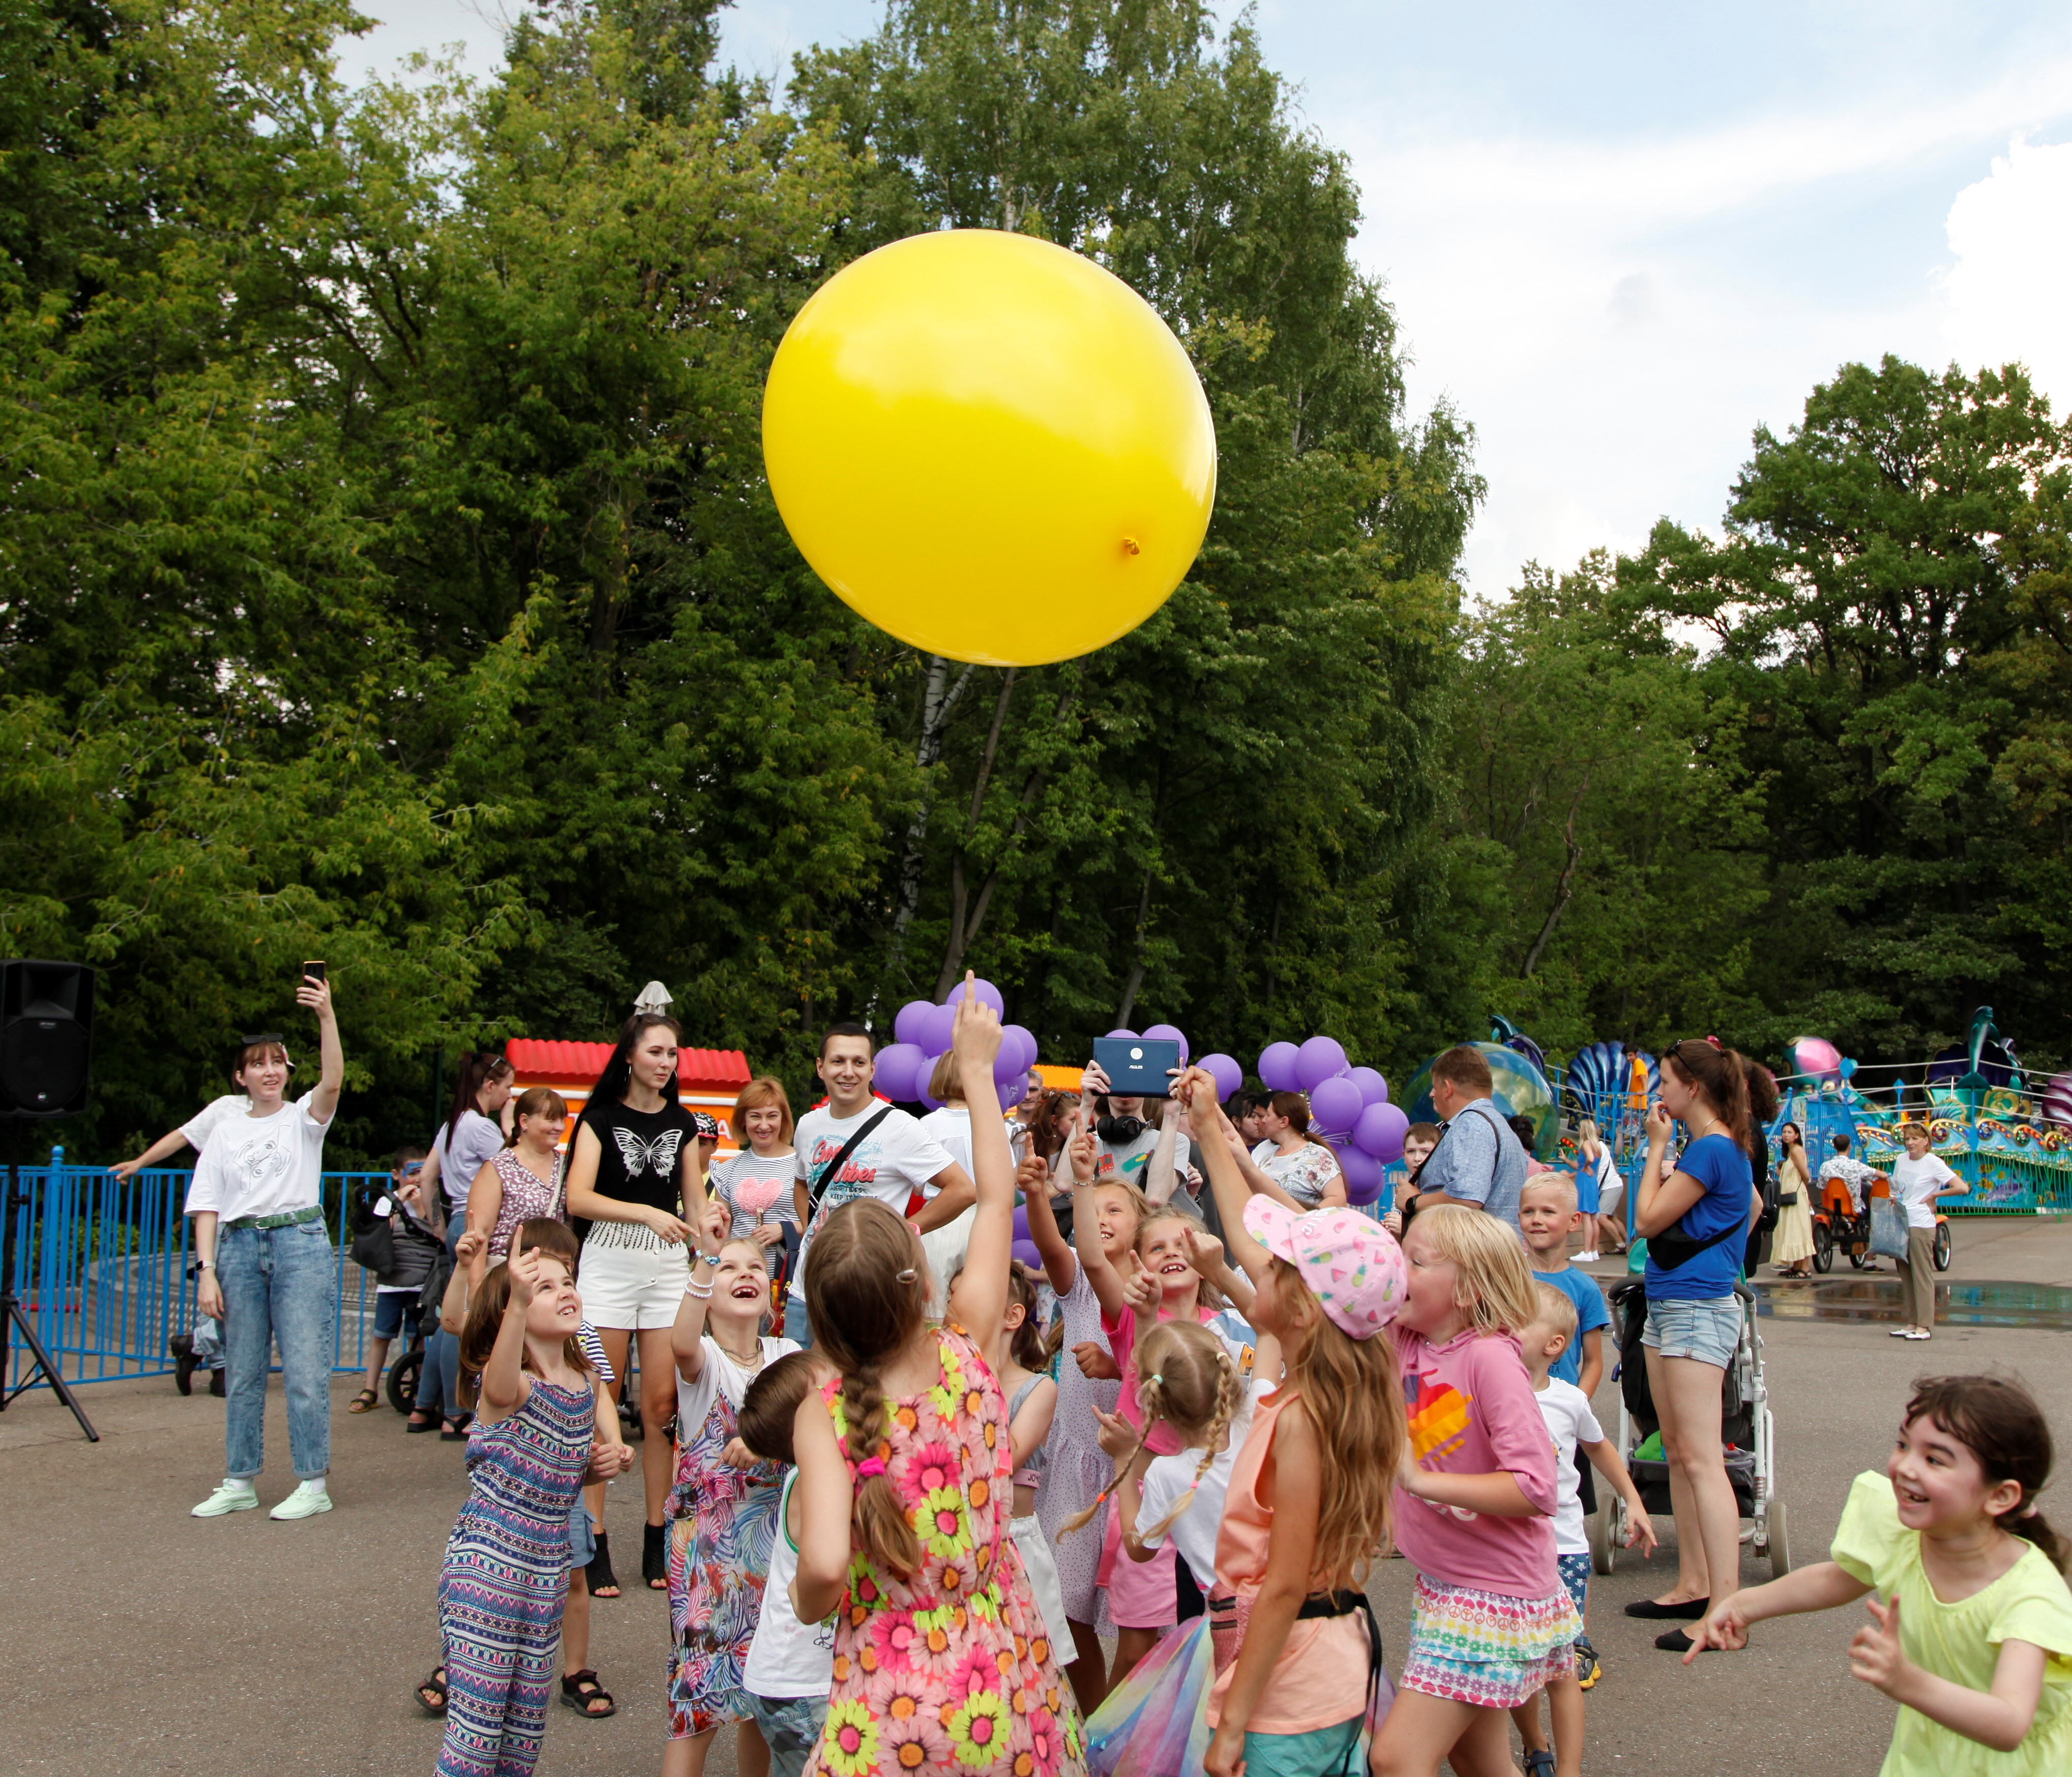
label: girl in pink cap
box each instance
[1176,1067,1411,1777]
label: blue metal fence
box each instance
[4,1150,393,1394]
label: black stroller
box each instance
[348,1182,446,1414]
[1592,1278,1791,1580]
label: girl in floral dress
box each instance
[788,980,1086,1777]
[664,1202,801,1777]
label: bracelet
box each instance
[686,1280,714,1299]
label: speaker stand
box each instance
[0,1124,99,1441]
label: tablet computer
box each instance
[1091,1036,1182,1099]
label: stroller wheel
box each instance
[1589,1496,1621,1577]
[388,1350,424,1414]
[1932,1221,1952,1272]
[1766,1499,1792,1579]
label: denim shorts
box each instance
[569,1497,596,1569]
[372,1289,412,1339]
[746,1692,827,1777]
[1643,1294,1741,1368]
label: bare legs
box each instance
[1642,1344,1741,1608]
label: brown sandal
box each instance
[347,1387,380,1414]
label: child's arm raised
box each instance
[950,972,1014,1342]
[1853,1600,2045,1753]
[1176,1068,1273,1287]
[1683,1561,1873,1658]
[1183,1224,1256,1320]
[476,1247,542,1424]
[669,1199,731,1384]
[1205,1397,1322,1777]
[441,1229,485,1335]
[1579,1434,1656,1554]
[790,1391,854,1623]
[1019,1149,1076,1292]
[1142,1097,1183,1206]
[1070,1110,1132,1320]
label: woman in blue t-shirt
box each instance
[1627,1037,1777,1652]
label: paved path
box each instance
[6,1222,2070,1774]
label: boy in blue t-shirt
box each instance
[1518,1173,1609,1394]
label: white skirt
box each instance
[578,1222,689,1329]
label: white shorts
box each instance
[1010,1511,1070,1654]
[578,1223,689,1329]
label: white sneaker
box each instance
[269,1480,334,1520]
[1577,1249,1599,1263]
[1889,1325,1912,1336]
[193,1480,259,1518]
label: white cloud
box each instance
[1939,137,2072,412]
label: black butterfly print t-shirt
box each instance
[588,1098,698,1216]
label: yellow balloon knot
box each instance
[1121,537,1141,556]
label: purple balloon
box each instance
[945,977,1007,1017]
[1012,1203,1031,1241]
[874,1042,924,1102]
[1141,1023,1189,1064]
[1352,1101,1409,1164]
[1105,1028,1138,1042]
[996,1075,1023,1112]
[1310,1075,1364,1136]
[1348,1066,1389,1108]
[1199,1052,1244,1102]
[893,999,933,1048]
[914,1081,942,1112]
[994,1024,1036,1082]
[1258,1041,1301,1092]
[917,1001,958,1057]
[1012,1239,1045,1273]
[1337,1144,1385,1205]
[1295,1035,1350,1092]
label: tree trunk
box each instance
[1520,786,1588,978]
[934,669,1017,998]
[881,654,978,996]
[1114,862,1156,1029]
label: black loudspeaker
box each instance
[0,959,96,1117]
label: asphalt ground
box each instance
[5,1217,2070,1775]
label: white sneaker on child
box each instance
[269,1479,333,1520]
[192,1480,259,1518]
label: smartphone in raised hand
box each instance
[300,959,327,988]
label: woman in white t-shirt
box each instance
[1888,1121,1968,1339]
[185,972,344,1522]
[408,1050,516,1437]
[707,1076,798,1279]
[1246,1090,1347,1211]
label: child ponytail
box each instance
[1905,1374,2067,1572]
[1138,1345,1243,1545]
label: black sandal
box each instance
[415,1666,448,1716]
[586,1528,620,1597]
[559,1669,615,1717]
[643,1521,669,1589]
[405,1410,439,1434]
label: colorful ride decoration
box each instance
[1402,1038,1558,1161]
[1785,1035,1843,1085]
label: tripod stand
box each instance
[0,1120,100,1441]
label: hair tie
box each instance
[1148,1373,1162,1386]
[856,1456,888,1480]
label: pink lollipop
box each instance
[732,1176,787,1218]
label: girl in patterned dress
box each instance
[437,1245,603,1777]
[788,980,1087,1777]
[665,1200,802,1777]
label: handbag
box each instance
[1777,1190,1799,1207]
[1869,1196,1910,1261]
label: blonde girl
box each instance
[1686,1374,2072,1775]
[948,1254,1070,1654]
[1182,1069,1409,1777]
[1071,1113,1257,1683]
[786,980,1084,1777]
[1021,1141,1137,1714]
[1370,1203,1577,1777]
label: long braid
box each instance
[843,1357,921,1578]
[1138,1346,1242,1544]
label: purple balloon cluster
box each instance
[1256,1036,1406,1207]
[874,980,1037,1113]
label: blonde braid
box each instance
[1060,1372,1166,1537]
[1138,1346,1242,1545]
[843,1359,921,1578]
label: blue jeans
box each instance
[217,1220,336,1479]
[782,1289,813,1348]
[193,1313,225,1371]
[416,1215,464,1419]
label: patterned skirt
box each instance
[1399,1575,1581,1709]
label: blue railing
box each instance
[4,1150,393,1394]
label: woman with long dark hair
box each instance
[564,1011,702,1592]
[1627,1038,1777,1652]
[1772,1121,1816,1277]
[408,1050,517,1438]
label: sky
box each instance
[335,2,2072,596]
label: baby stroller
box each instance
[1591,1279,1791,1582]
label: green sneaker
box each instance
[269,1480,334,1521]
[192,1480,259,1518]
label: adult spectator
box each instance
[565,1012,703,1592]
[1008,1068,1047,1161]
[1888,1120,1969,1338]
[115,1089,253,1395]
[708,1076,798,1278]
[1415,1045,1530,1228]
[1247,1090,1347,1209]
[406,1049,515,1438]
[1231,1090,1271,1149]
[186,973,344,1520]
[785,1023,975,1345]
[1576,1116,1624,1257]
[1817,1131,1880,1213]
[1627,1038,1776,1651]
[347,1146,438,1414]
[462,1088,570,1282]
[1079,1058,1189,1203]
[1771,1121,1816,1277]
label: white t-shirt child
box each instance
[1533,1376,1604,1555]
[743,1470,838,1700]
[1135,1376,1270,1590]
[182,1092,333,1223]
[790,1103,952,1271]
[675,1334,801,1446]
[1889,1152,1960,1230]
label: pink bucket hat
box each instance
[1241,1199,1408,1339]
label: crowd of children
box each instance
[152,979,2039,1777]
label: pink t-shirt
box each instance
[1391,1325,1560,1599]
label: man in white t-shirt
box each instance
[186,972,345,1521]
[784,1023,974,1345]
[1888,1122,1968,1340]
[113,1093,254,1394]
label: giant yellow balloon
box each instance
[762,230,1216,666]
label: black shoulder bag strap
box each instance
[808,1106,896,1215]
[1403,1104,1504,1226]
